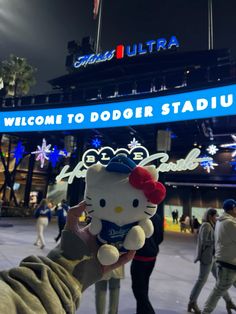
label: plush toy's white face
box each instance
[84,164,158,226]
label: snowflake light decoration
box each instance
[206,144,219,155]
[49,146,68,168]
[200,159,218,173]
[91,137,102,148]
[221,134,236,157]
[31,138,51,168]
[12,141,25,164]
[61,149,68,157]
[128,138,141,149]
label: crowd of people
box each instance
[0,198,235,314]
[171,209,201,234]
[178,214,201,234]
[188,207,236,313]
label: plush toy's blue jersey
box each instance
[97,220,137,252]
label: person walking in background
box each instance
[54,199,69,242]
[171,210,176,224]
[95,265,124,314]
[190,216,196,233]
[131,213,164,314]
[175,209,179,224]
[171,209,178,224]
[180,214,186,232]
[184,215,191,232]
[193,217,201,235]
[34,198,52,249]
[202,199,236,314]
[188,208,235,314]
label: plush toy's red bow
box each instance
[129,166,166,204]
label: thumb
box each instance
[102,250,136,274]
[65,201,86,234]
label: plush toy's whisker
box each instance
[85,203,92,206]
[144,211,152,216]
[146,205,156,209]
[87,210,94,214]
[86,196,92,200]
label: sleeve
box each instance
[48,209,52,222]
[152,214,164,247]
[200,223,213,247]
[0,230,103,314]
[227,220,236,243]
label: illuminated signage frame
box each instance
[0,84,235,133]
[56,148,212,184]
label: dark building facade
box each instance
[0,40,236,219]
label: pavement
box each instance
[0,217,235,314]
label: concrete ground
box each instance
[0,217,235,314]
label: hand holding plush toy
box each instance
[84,155,166,266]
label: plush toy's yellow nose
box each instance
[114,206,123,213]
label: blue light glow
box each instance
[230,160,236,171]
[91,137,102,148]
[12,141,25,164]
[48,147,68,168]
[200,160,210,168]
[0,84,235,133]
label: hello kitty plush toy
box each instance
[84,155,166,266]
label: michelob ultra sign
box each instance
[74,36,179,68]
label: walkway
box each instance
[0,217,235,313]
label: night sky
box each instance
[1,0,236,93]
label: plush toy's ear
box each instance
[86,164,106,185]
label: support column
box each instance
[24,154,35,207]
[182,187,192,217]
[67,133,86,206]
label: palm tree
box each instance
[0,54,37,97]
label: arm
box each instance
[152,214,164,246]
[0,202,135,314]
[48,208,52,222]
[226,219,236,243]
[199,223,213,247]
[138,218,154,238]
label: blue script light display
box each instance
[0,84,235,132]
[74,36,179,68]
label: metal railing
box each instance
[1,62,235,109]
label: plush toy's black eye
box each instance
[100,199,106,207]
[133,199,139,207]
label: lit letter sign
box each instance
[1,84,235,133]
[82,146,149,168]
[73,36,179,68]
[56,148,212,184]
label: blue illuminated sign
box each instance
[0,84,235,133]
[74,36,179,68]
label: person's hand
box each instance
[65,201,136,274]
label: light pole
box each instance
[208,0,214,50]
[95,0,103,54]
